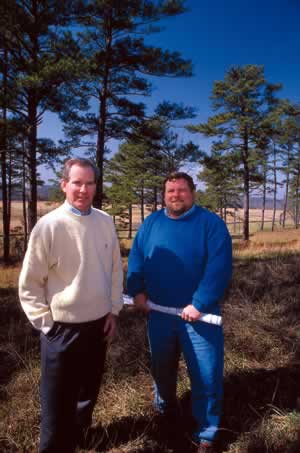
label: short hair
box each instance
[163,172,196,193]
[62,158,99,182]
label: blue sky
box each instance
[39,0,300,181]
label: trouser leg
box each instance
[76,318,107,429]
[39,322,79,453]
[180,321,224,444]
[39,318,107,453]
[147,312,180,414]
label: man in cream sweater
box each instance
[19,158,123,453]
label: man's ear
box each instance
[61,179,67,193]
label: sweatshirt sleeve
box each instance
[18,222,54,334]
[126,224,146,297]
[191,215,232,314]
[110,223,124,316]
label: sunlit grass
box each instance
[233,228,300,259]
[0,265,20,288]
[226,410,300,453]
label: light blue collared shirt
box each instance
[64,200,92,216]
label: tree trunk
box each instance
[282,145,291,228]
[22,150,28,249]
[95,103,105,209]
[271,144,277,232]
[7,150,12,236]
[128,204,132,240]
[141,184,145,223]
[27,97,38,234]
[243,132,250,241]
[1,125,10,264]
[260,166,267,231]
[0,47,10,263]
[26,9,39,234]
[243,181,250,240]
[295,162,300,229]
[95,10,112,209]
[233,208,237,234]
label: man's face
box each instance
[164,178,195,218]
[61,164,96,212]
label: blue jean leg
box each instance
[148,311,180,414]
[179,321,224,444]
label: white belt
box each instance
[123,295,222,326]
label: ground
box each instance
[0,230,299,452]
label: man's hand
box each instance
[104,313,117,341]
[181,305,202,322]
[134,292,150,313]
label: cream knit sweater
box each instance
[19,203,123,334]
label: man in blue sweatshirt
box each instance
[127,172,232,453]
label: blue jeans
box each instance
[39,317,107,453]
[148,311,224,444]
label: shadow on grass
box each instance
[0,287,20,324]
[219,365,300,452]
[0,286,40,394]
[79,363,300,453]
[246,438,300,453]
[79,412,197,453]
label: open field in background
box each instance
[0,233,299,452]
[0,201,59,234]
[0,202,297,245]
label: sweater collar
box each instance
[64,200,92,216]
[164,204,196,220]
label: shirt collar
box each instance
[164,204,196,220]
[64,200,92,216]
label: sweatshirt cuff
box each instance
[192,297,214,314]
[111,299,123,316]
[34,310,54,335]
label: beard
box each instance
[166,201,191,218]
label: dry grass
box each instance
[0,234,300,452]
[250,228,300,243]
[226,410,300,453]
[0,201,58,234]
[233,228,300,259]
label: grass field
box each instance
[0,232,300,452]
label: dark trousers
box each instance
[39,317,107,453]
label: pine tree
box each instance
[277,103,300,227]
[287,115,300,228]
[105,100,198,233]
[188,65,281,240]
[105,142,144,237]
[0,0,17,261]
[1,0,76,233]
[61,0,193,208]
[197,151,242,223]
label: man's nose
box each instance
[80,184,88,192]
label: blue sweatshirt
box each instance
[127,205,232,315]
